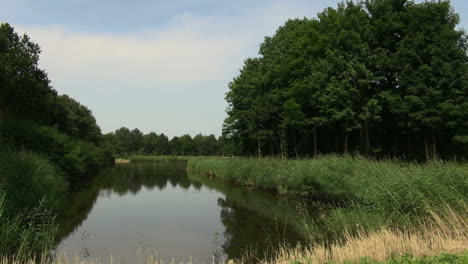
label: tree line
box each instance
[0,22,112,186]
[103,128,224,156]
[222,0,468,160]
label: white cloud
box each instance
[13,1,333,136]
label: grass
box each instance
[0,200,57,262]
[187,156,468,214]
[2,155,466,263]
[0,151,66,259]
[0,151,67,214]
[1,253,467,264]
[188,155,468,257]
[268,208,467,264]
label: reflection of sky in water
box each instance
[56,163,306,263]
[58,184,225,263]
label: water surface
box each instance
[56,162,308,263]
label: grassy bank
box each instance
[187,156,467,214]
[188,155,468,257]
[269,208,467,264]
[2,252,467,264]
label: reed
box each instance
[187,156,468,215]
[268,208,468,264]
[0,151,65,259]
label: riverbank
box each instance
[187,155,468,262]
[121,155,190,163]
[3,155,466,263]
[187,156,467,213]
[2,252,467,264]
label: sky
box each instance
[1,0,468,137]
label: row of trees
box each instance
[223,0,468,160]
[103,128,223,156]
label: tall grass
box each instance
[0,151,67,214]
[0,151,66,259]
[0,198,57,261]
[188,156,468,246]
[187,156,468,214]
[268,209,468,264]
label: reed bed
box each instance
[269,208,468,264]
[187,156,468,214]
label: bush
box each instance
[0,120,112,187]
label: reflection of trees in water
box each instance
[187,172,308,261]
[217,197,305,261]
[56,164,309,261]
[56,163,195,243]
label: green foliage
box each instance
[0,23,56,123]
[104,128,221,156]
[0,23,111,259]
[0,120,112,186]
[0,151,66,258]
[188,156,468,214]
[52,95,102,144]
[0,151,67,215]
[223,0,468,160]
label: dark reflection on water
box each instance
[56,162,310,263]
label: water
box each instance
[56,162,308,263]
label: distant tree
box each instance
[143,132,159,155]
[114,127,132,155]
[129,128,144,154]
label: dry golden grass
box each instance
[268,208,468,264]
[114,158,130,164]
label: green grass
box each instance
[187,156,468,214]
[0,151,66,259]
[188,156,468,241]
[0,151,67,214]
[291,253,468,264]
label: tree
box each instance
[222,0,468,160]
[0,23,56,123]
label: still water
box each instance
[56,162,307,263]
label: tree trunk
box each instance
[407,134,411,159]
[365,122,370,156]
[293,133,299,159]
[258,140,261,158]
[344,132,349,154]
[424,136,430,161]
[432,133,437,160]
[280,129,287,159]
[313,126,318,158]
[280,140,284,160]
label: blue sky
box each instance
[1,0,467,137]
